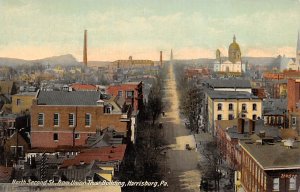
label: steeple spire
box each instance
[297,31,300,51]
[170,49,173,61]
[233,35,236,43]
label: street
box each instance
[161,63,201,192]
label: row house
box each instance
[287,79,300,135]
[30,91,132,149]
[239,138,300,192]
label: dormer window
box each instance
[104,104,112,114]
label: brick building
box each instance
[106,81,143,112]
[30,91,131,149]
[287,79,300,113]
[239,139,300,192]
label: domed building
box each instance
[214,35,247,74]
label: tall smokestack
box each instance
[83,30,88,66]
[160,51,163,66]
[170,49,173,61]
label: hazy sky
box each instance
[0,0,300,61]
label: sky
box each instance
[0,0,300,61]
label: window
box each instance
[241,114,246,118]
[38,113,44,126]
[242,104,247,111]
[273,178,279,191]
[118,91,122,97]
[69,113,75,126]
[105,107,111,114]
[53,113,59,126]
[53,133,58,141]
[217,103,222,111]
[74,133,80,139]
[252,115,257,120]
[217,114,222,120]
[289,177,296,190]
[126,91,134,98]
[85,113,91,126]
[10,146,23,157]
[292,117,297,125]
[16,99,21,106]
[228,103,233,111]
[252,103,257,111]
[228,114,234,120]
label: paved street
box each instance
[162,63,201,192]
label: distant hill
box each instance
[0,54,80,67]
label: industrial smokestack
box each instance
[83,30,88,66]
[160,51,163,66]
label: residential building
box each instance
[106,81,143,113]
[206,90,262,134]
[12,92,37,114]
[30,91,131,149]
[239,138,300,192]
[263,99,287,128]
[0,80,17,95]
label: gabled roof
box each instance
[37,91,101,106]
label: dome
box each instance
[229,35,241,52]
[228,35,241,63]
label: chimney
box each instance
[237,118,245,134]
[248,119,255,134]
[160,51,163,66]
[83,30,88,66]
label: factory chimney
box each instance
[160,51,163,66]
[83,30,88,66]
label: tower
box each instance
[170,49,173,61]
[83,30,88,66]
[160,51,163,66]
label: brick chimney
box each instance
[237,118,245,134]
[248,119,255,134]
[83,30,88,66]
[160,51,163,66]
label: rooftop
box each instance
[61,144,127,168]
[204,79,251,89]
[206,90,259,99]
[13,92,37,96]
[71,83,98,91]
[37,91,101,106]
[240,140,300,170]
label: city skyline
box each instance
[0,0,300,61]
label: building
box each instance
[70,83,98,91]
[30,91,132,149]
[263,99,288,127]
[206,90,262,134]
[203,79,252,93]
[287,79,300,113]
[0,80,17,95]
[239,138,300,192]
[12,92,37,114]
[106,81,143,113]
[110,57,154,69]
[214,36,247,74]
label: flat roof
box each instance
[240,140,300,170]
[206,90,259,99]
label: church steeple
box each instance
[297,31,300,52]
[233,35,236,43]
[170,49,173,61]
[297,31,300,66]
